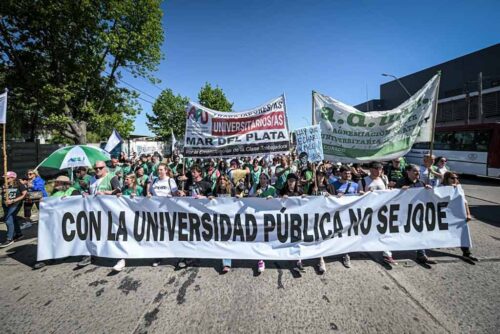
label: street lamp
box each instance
[382,73,412,98]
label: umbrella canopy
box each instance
[37,145,111,170]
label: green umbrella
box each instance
[36,145,111,170]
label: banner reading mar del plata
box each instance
[313,73,440,162]
[183,95,290,157]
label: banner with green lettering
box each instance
[313,73,440,162]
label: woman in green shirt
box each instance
[251,172,276,274]
[121,174,143,197]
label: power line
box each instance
[122,66,165,92]
[103,70,157,102]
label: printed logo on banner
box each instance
[187,106,209,124]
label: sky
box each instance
[124,0,500,136]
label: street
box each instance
[1,177,499,334]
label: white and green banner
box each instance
[313,73,440,162]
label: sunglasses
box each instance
[95,166,105,170]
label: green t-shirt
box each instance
[108,166,122,176]
[302,170,313,194]
[250,166,262,187]
[122,185,143,196]
[274,166,289,190]
[150,163,160,177]
[136,175,149,188]
[258,185,277,198]
[73,174,92,192]
[52,187,79,197]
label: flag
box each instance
[104,129,123,153]
[171,130,177,154]
[0,90,7,124]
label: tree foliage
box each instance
[0,0,164,143]
[198,83,233,111]
[147,89,189,141]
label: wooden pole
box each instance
[3,124,7,201]
[428,71,442,159]
[2,88,8,202]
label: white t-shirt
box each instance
[359,176,387,192]
[150,177,178,197]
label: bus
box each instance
[405,123,500,178]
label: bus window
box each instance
[475,130,491,152]
[413,142,430,149]
[455,131,475,151]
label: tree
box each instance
[147,89,189,141]
[198,83,233,111]
[0,0,164,143]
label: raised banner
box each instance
[294,124,324,163]
[183,95,290,157]
[313,73,440,163]
[37,187,470,261]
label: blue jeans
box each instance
[3,203,22,241]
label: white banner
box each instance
[313,73,440,163]
[294,124,324,163]
[183,95,290,157]
[37,187,470,261]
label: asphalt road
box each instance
[1,177,499,333]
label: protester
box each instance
[279,173,307,272]
[73,167,92,193]
[384,158,405,188]
[108,157,122,176]
[419,154,436,186]
[185,164,212,198]
[121,174,143,196]
[274,156,291,191]
[0,172,27,248]
[79,161,121,267]
[311,169,333,196]
[441,171,478,262]
[134,166,148,195]
[359,162,396,265]
[148,163,180,197]
[396,164,437,266]
[204,160,220,193]
[350,163,367,183]
[22,169,48,228]
[430,156,450,186]
[212,175,235,273]
[33,175,80,269]
[251,172,277,273]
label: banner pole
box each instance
[181,158,186,191]
[311,90,316,125]
[428,72,442,158]
[2,88,8,202]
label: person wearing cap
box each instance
[0,172,28,248]
[73,167,92,193]
[359,161,397,266]
[33,175,81,269]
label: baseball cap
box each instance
[55,175,71,183]
[4,171,17,178]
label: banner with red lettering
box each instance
[183,95,290,157]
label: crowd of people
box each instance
[0,151,476,273]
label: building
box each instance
[355,43,500,127]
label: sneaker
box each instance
[383,256,398,265]
[463,254,479,262]
[77,256,92,267]
[222,266,231,274]
[20,222,33,230]
[342,254,351,268]
[416,255,437,265]
[13,234,24,241]
[294,260,306,273]
[113,259,126,272]
[33,261,47,270]
[152,259,161,267]
[0,240,14,248]
[257,260,265,273]
[318,258,326,273]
